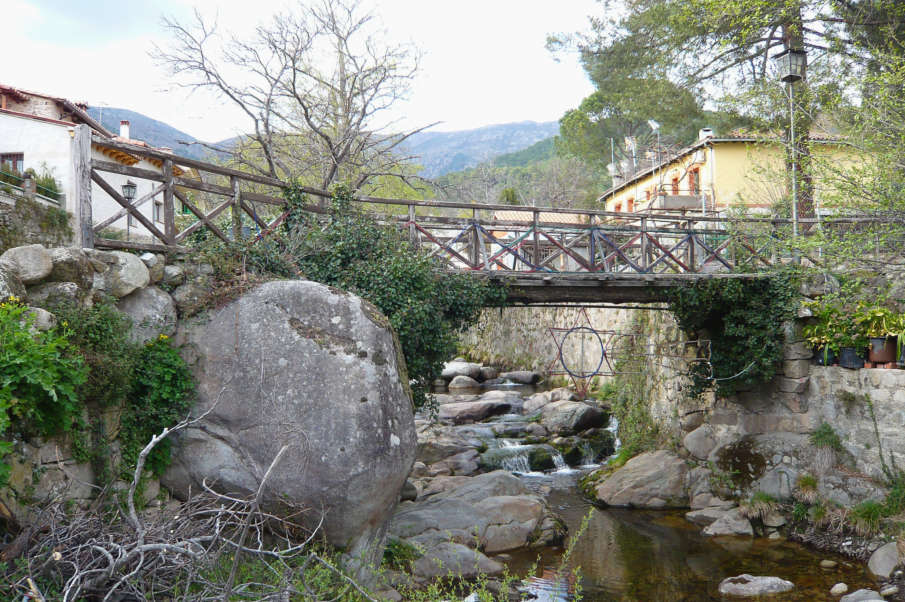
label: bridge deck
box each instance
[480,271,765,304]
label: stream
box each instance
[506,469,877,601]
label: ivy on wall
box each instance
[666,274,798,397]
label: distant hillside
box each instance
[490,137,556,168]
[404,121,559,177]
[85,107,223,162]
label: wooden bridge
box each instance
[83,137,823,304]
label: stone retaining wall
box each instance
[0,243,215,519]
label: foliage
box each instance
[49,300,138,409]
[850,500,884,536]
[739,491,778,520]
[0,297,87,485]
[810,422,843,452]
[120,335,195,477]
[382,537,422,571]
[794,474,819,504]
[666,274,798,397]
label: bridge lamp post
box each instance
[773,48,806,262]
[647,119,661,205]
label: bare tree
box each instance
[155,0,434,190]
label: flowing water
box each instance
[507,471,878,601]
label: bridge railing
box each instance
[84,137,870,274]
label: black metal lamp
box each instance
[773,48,806,83]
[121,181,137,203]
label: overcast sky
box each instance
[6,0,599,142]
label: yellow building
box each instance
[599,129,848,215]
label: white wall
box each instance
[89,150,164,239]
[0,113,73,201]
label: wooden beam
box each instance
[163,159,176,243]
[91,169,169,244]
[72,125,93,248]
[173,189,230,244]
[93,183,165,233]
[92,159,166,182]
[174,176,233,197]
[241,190,286,206]
[95,238,188,253]
[231,176,241,241]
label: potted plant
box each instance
[856,306,898,365]
[803,301,841,366]
[892,314,905,368]
[834,309,867,370]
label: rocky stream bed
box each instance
[383,360,901,601]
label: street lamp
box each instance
[772,48,806,260]
[122,181,137,241]
[647,119,661,206]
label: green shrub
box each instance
[810,422,843,451]
[850,500,883,536]
[0,297,87,485]
[49,300,138,408]
[120,335,195,477]
[667,274,798,397]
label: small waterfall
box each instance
[606,415,621,457]
[552,451,568,471]
[578,441,597,466]
[499,439,533,473]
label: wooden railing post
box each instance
[72,124,94,249]
[640,217,650,272]
[408,204,416,247]
[231,176,241,241]
[687,220,696,272]
[163,158,175,245]
[532,209,540,270]
[588,214,597,272]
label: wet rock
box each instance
[549,387,576,402]
[703,508,754,537]
[821,560,838,569]
[880,585,898,597]
[868,541,900,579]
[448,375,481,389]
[479,366,499,381]
[593,450,688,508]
[438,400,512,424]
[683,425,717,460]
[523,392,552,414]
[686,507,732,527]
[542,400,607,435]
[690,493,735,510]
[441,361,483,381]
[411,542,503,580]
[417,433,475,465]
[840,589,884,602]
[479,444,557,472]
[718,574,793,597]
[429,449,480,476]
[763,512,786,528]
[0,244,52,284]
[499,370,540,385]
[116,286,176,343]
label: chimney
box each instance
[698,127,714,141]
[120,120,130,139]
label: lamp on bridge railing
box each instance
[772,47,806,263]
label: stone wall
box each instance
[0,192,73,252]
[461,305,704,427]
[0,243,214,519]
[464,303,905,500]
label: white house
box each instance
[0,84,193,245]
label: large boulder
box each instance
[163,280,417,571]
[0,244,52,284]
[47,248,94,290]
[499,370,540,384]
[542,400,608,435]
[592,450,688,508]
[0,264,25,300]
[107,251,150,298]
[388,471,564,555]
[867,541,900,579]
[438,400,512,424]
[441,361,483,381]
[116,286,177,343]
[703,508,754,536]
[683,425,717,460]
